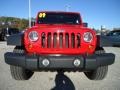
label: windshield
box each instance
[107,31,120,36]
[37,12,81,25]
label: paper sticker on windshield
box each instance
[42,13,46,18]
[39,13,46,18]
[39,13,43,18]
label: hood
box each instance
[31,24,84,30]
[28,24,93,32]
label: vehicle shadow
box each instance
[51,71,75,90]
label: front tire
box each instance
[10,46,34,80]
[10,65,34,80]
[84,47,108,80]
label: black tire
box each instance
[95,47,105,54]
[10,46,34,80]
[84,47,108,80]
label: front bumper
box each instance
[4,52,115,71]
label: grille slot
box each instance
[41,32,45,48]
[47,33,51,48]
[41,32,81,48]
[71,33,75,48]
[59,33,63,48]
[53,33,57,48]
[77,33,81,48]
[65,33,69,48]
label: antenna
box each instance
[66,4,70,11]
[29,0,31,28]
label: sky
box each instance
[0,0,120,29]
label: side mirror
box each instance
[83,22,88,27]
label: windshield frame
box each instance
[36,12,82,25]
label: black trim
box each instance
[38,56,84,69]
[7,33,23,46]
[4,52,115,71]
[97,35,113,47]
[85,53,115,70]
[97,35,120,47]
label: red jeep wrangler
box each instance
[5,11,115,80]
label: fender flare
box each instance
[97,35,113,47]
[7,33,24,46]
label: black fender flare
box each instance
[7,33,24,46]
[97,35,113,47]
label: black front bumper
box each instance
[4,52,115,71]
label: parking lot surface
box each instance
[0,42,120,90]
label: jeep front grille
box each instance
[41,32,81,48]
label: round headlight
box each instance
[28,31,39,41]
[83,32,93,42]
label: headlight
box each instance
[83,32,93,42]
[28,31,39,41]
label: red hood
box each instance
[28,24,92,32]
